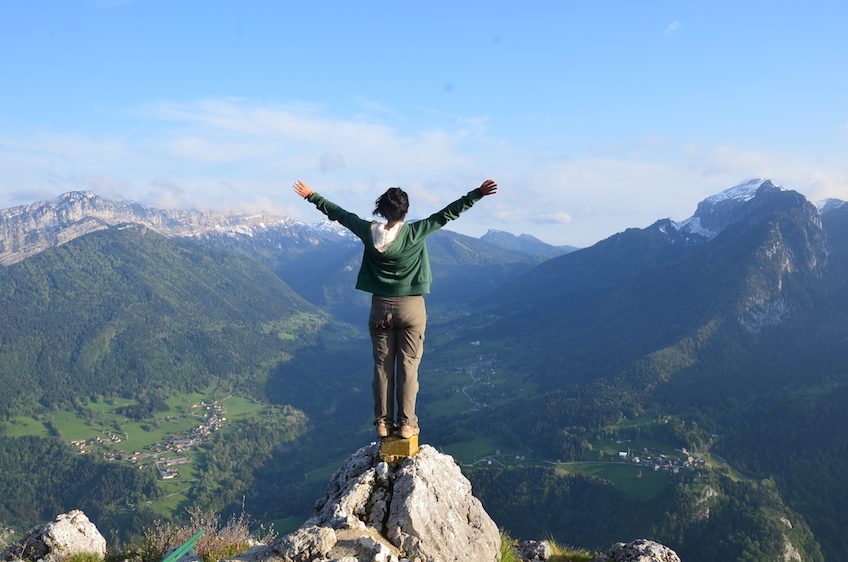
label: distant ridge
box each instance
[0,191,348,267]
[480,229,578,259]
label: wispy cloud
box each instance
[539,211,573,224]
[142,99,477,177]
[807,171,848,203]
[1,98,846,247]
[320,153,346,173]
[698,145,777,177]
[665,21,682,35]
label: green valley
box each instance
[2,183,848,560]
[0,388,306,539]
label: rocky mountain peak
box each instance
[817,197,846,216]
[671,178,828,275]
[676,178,780,239]
[702,182,830,332]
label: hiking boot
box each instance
[375,420,389,438]
[398,424,419,439]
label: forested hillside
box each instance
[0,226,323,416]
[0,226,323,537]
[469,466,822,561]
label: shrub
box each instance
[127,507,275,562]
[499,529,596,562]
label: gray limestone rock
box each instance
[272,526,337,562]
[2,511,106,562]
[516,539,553,561]
[162,546,202,562]
[258,442,500,562]
[385,446,500,562]
[592,539,681,562]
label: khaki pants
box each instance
[369,294,426,429]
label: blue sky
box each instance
[2,1,847,247]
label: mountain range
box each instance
[428,178,848,559]
[1,179,847,561]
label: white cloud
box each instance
[492,208,530,222]
[165,136,278,163]
[139,99,478,179]
[539,211,573,224]
[145,178,193,209]
[3,98,848,248]
[698,145,778,177]
[665,21,682,35]
[806,171,848,203]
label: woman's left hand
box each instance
[293,180,313,199]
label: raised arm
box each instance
[406,179,499,240]
[292,180,373,241]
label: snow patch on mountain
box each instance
[816,198,846,215]
[672,179,782,240]
[674,216,711,238]
[703,178,771,204]
[309,218,354,237]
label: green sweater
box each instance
[308,189,484,295]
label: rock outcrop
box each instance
[515,539,553,561]
[2,511,106,562]
[0,502,684,562]
[227,443,500,562]
[591,539,681,562]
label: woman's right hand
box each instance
[478,179,498,196]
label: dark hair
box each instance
[373,187,409,222]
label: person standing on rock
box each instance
[293,179,498,439]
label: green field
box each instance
[587,437,688,461]
[443,436,531,466]
[3,417,49,438]
[419,360,536,420]
[555,461,672,501]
